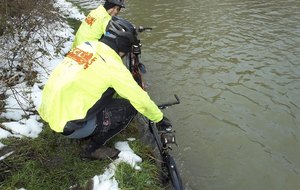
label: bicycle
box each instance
[125,26,151,90]
[126,26,184,190]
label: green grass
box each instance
[64,0,88,32]
[115,161,163,190]
[0,127,109,190]
[66,17,82,32]
[0,120,164,190]
[114,137,164,190]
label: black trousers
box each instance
[89,98,137,145]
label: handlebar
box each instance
[136,26,153,33]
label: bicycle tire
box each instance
[167,155,184,190]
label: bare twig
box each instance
[0,0,68,115]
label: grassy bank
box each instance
[0,118,164,190]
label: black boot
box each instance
[80,140,120,160]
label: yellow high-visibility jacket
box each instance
[72,5,111,49]
[38,41,163,133]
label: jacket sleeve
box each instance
[109,64,163,122]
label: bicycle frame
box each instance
[126,26,152,89]
[126,44,146,89]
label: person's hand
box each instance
[156,116,172,131]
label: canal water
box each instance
[67,0,300,189]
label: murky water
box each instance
[68,0,300,189]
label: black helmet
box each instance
[105,16,139,53]
[106,0,125,8]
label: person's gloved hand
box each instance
[156,116,172,131]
